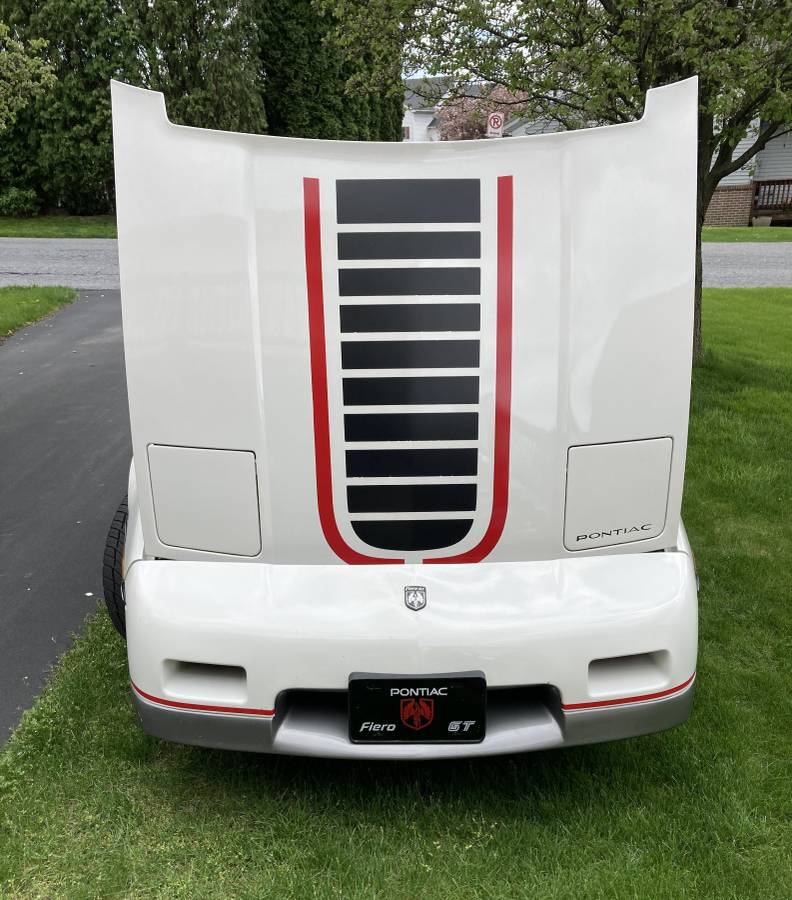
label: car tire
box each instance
[103,495,128,638]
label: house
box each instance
[401,78,510,142]
[401,77,446,142]
[705,124,792,226]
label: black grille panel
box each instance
[351,519,474,552]
[346,448,478,478]
[336,179,480,223]
[347,484,477,513]
[343,376,479,407]
[338,231,480,260]
[339,266,480,297]
[336,178,482,553]
[344,412,478,442]
[340,303,480,334]
[341,340,479,370]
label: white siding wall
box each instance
[756,129,792,180]
[717,122,758,185]
[718,123,792,185]
[401,108,439,142]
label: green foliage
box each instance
[0,20,54,133]
[0,1,398,214]
[2,1,145,213]
[255,0,402,140]
[129,0,266,133]
[0,0,266,213]
[0,185,38,216]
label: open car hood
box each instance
[112,77,696,565]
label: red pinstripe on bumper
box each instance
[561,673,696,711]
[131,682,275,717]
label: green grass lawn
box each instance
[0,216,117,239]
[702,226,792,242]
[0,286,77,341]
[1,288,790,898]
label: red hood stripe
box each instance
[304,177,403,564]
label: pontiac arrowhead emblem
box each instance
[404,586,426,611]
[401,697,434,730]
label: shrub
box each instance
[0,187,39,217]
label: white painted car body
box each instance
[112,77,698,758]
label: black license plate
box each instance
[349,672,486,743]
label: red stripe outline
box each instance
[131,682,275,717]
[561,673,696,711]
[427,175,513,563]
[303,177,402,564]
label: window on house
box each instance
[402,126,411,140]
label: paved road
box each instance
[702,242,792,287]
[0,291,130,741]
[1,237,790,290]
[0,238,119,290]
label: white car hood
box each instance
[112,77,696,565]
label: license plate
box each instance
[349,672,486,743]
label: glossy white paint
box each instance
[112,77,697,565]
[148,445,261,556]
[125,521,697,711]
[564,438,674,551]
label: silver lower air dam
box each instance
[131,679,695,760]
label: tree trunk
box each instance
[694,171,717,366]
[693,213,703,364]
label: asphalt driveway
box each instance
[0,290,130,741]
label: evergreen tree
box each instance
[255,0,401,141]
[129,0,265,133]
[1,0,400,213]
[1,0,265,212]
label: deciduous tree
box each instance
[0,20,53,133]
[329,0,792,361]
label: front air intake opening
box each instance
[588,651,670,699]
[162,660,248,705]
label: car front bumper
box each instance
[125,542,697,759]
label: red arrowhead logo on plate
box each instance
[400,697,434,731]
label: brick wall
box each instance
[704,183,754,226]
